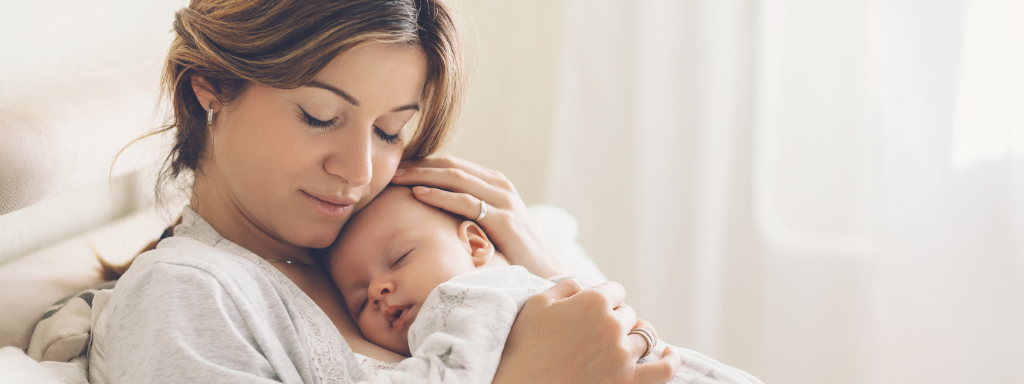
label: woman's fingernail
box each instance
[394,169,406,177]
[413,186,430,195]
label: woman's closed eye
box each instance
[298,106,338,130]
[374,126,401,145]
[299,105,402,145]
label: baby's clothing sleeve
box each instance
[358,266,551,384]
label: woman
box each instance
[88,0,680,383]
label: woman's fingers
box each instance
[393,166,507,206]
[613,304,639,335]
[399,155,506,186]
[628,319,659,361]
[589,281,628,309]
[536,279,584,302]
[393,154,565,278]
[409,186,492,222]
[496,277,681,384]
[633,346,682,384]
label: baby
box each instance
[326,186,758,384]
[327,185,555,382]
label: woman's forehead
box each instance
[309,43,427,110]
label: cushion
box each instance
[0,206,170,350]
[0,346,66,384]
[28,282,115,362]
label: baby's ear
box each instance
[458,221,494,268]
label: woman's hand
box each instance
[391,155,565,278]
[492,280,681,384]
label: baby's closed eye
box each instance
[390,252,410,269]
[359,296,369,313]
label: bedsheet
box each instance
[0,347,87,384]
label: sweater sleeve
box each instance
[103,261,298,384]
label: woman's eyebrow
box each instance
[305,80,420,113]
[306,80,360,106]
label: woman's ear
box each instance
[458,221,494,268]
[191,75,222,116]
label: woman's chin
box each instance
[286,225,344,249]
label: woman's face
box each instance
[199,43,427,250]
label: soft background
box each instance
[2,0,1023,383]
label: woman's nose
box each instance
[324,124,373,187]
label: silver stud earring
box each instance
[207,103,214,127]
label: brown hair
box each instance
[104,0,465,279]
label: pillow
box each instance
[0,207,168,351]
[0,346,66,384]
[28,282,116,362]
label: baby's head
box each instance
[327,185,508,356]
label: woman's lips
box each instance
[301,190,355,219]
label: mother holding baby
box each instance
[88,0,758,383]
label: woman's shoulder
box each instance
[133,235,258,276]
[113,235,279,306]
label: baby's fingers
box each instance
[633,346,681,384]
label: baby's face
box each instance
[328,187,483,356]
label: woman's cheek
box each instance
[371,148,402,189]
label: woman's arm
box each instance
[391,156,681,383]
[493,280,681,384]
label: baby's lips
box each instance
[390,305,417,330]
[384,304,411,327]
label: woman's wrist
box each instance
[506,238,565,279]
[520,253,565,280]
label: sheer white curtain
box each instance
[544,0,1024,383]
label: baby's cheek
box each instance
[359,315,387,344]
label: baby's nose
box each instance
[370,287,392,309]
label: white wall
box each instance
[0,0,185,96]
[0,0,185,263]
[444,0,566,206]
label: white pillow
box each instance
[0,346,67,384]
[0,207,168,350]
